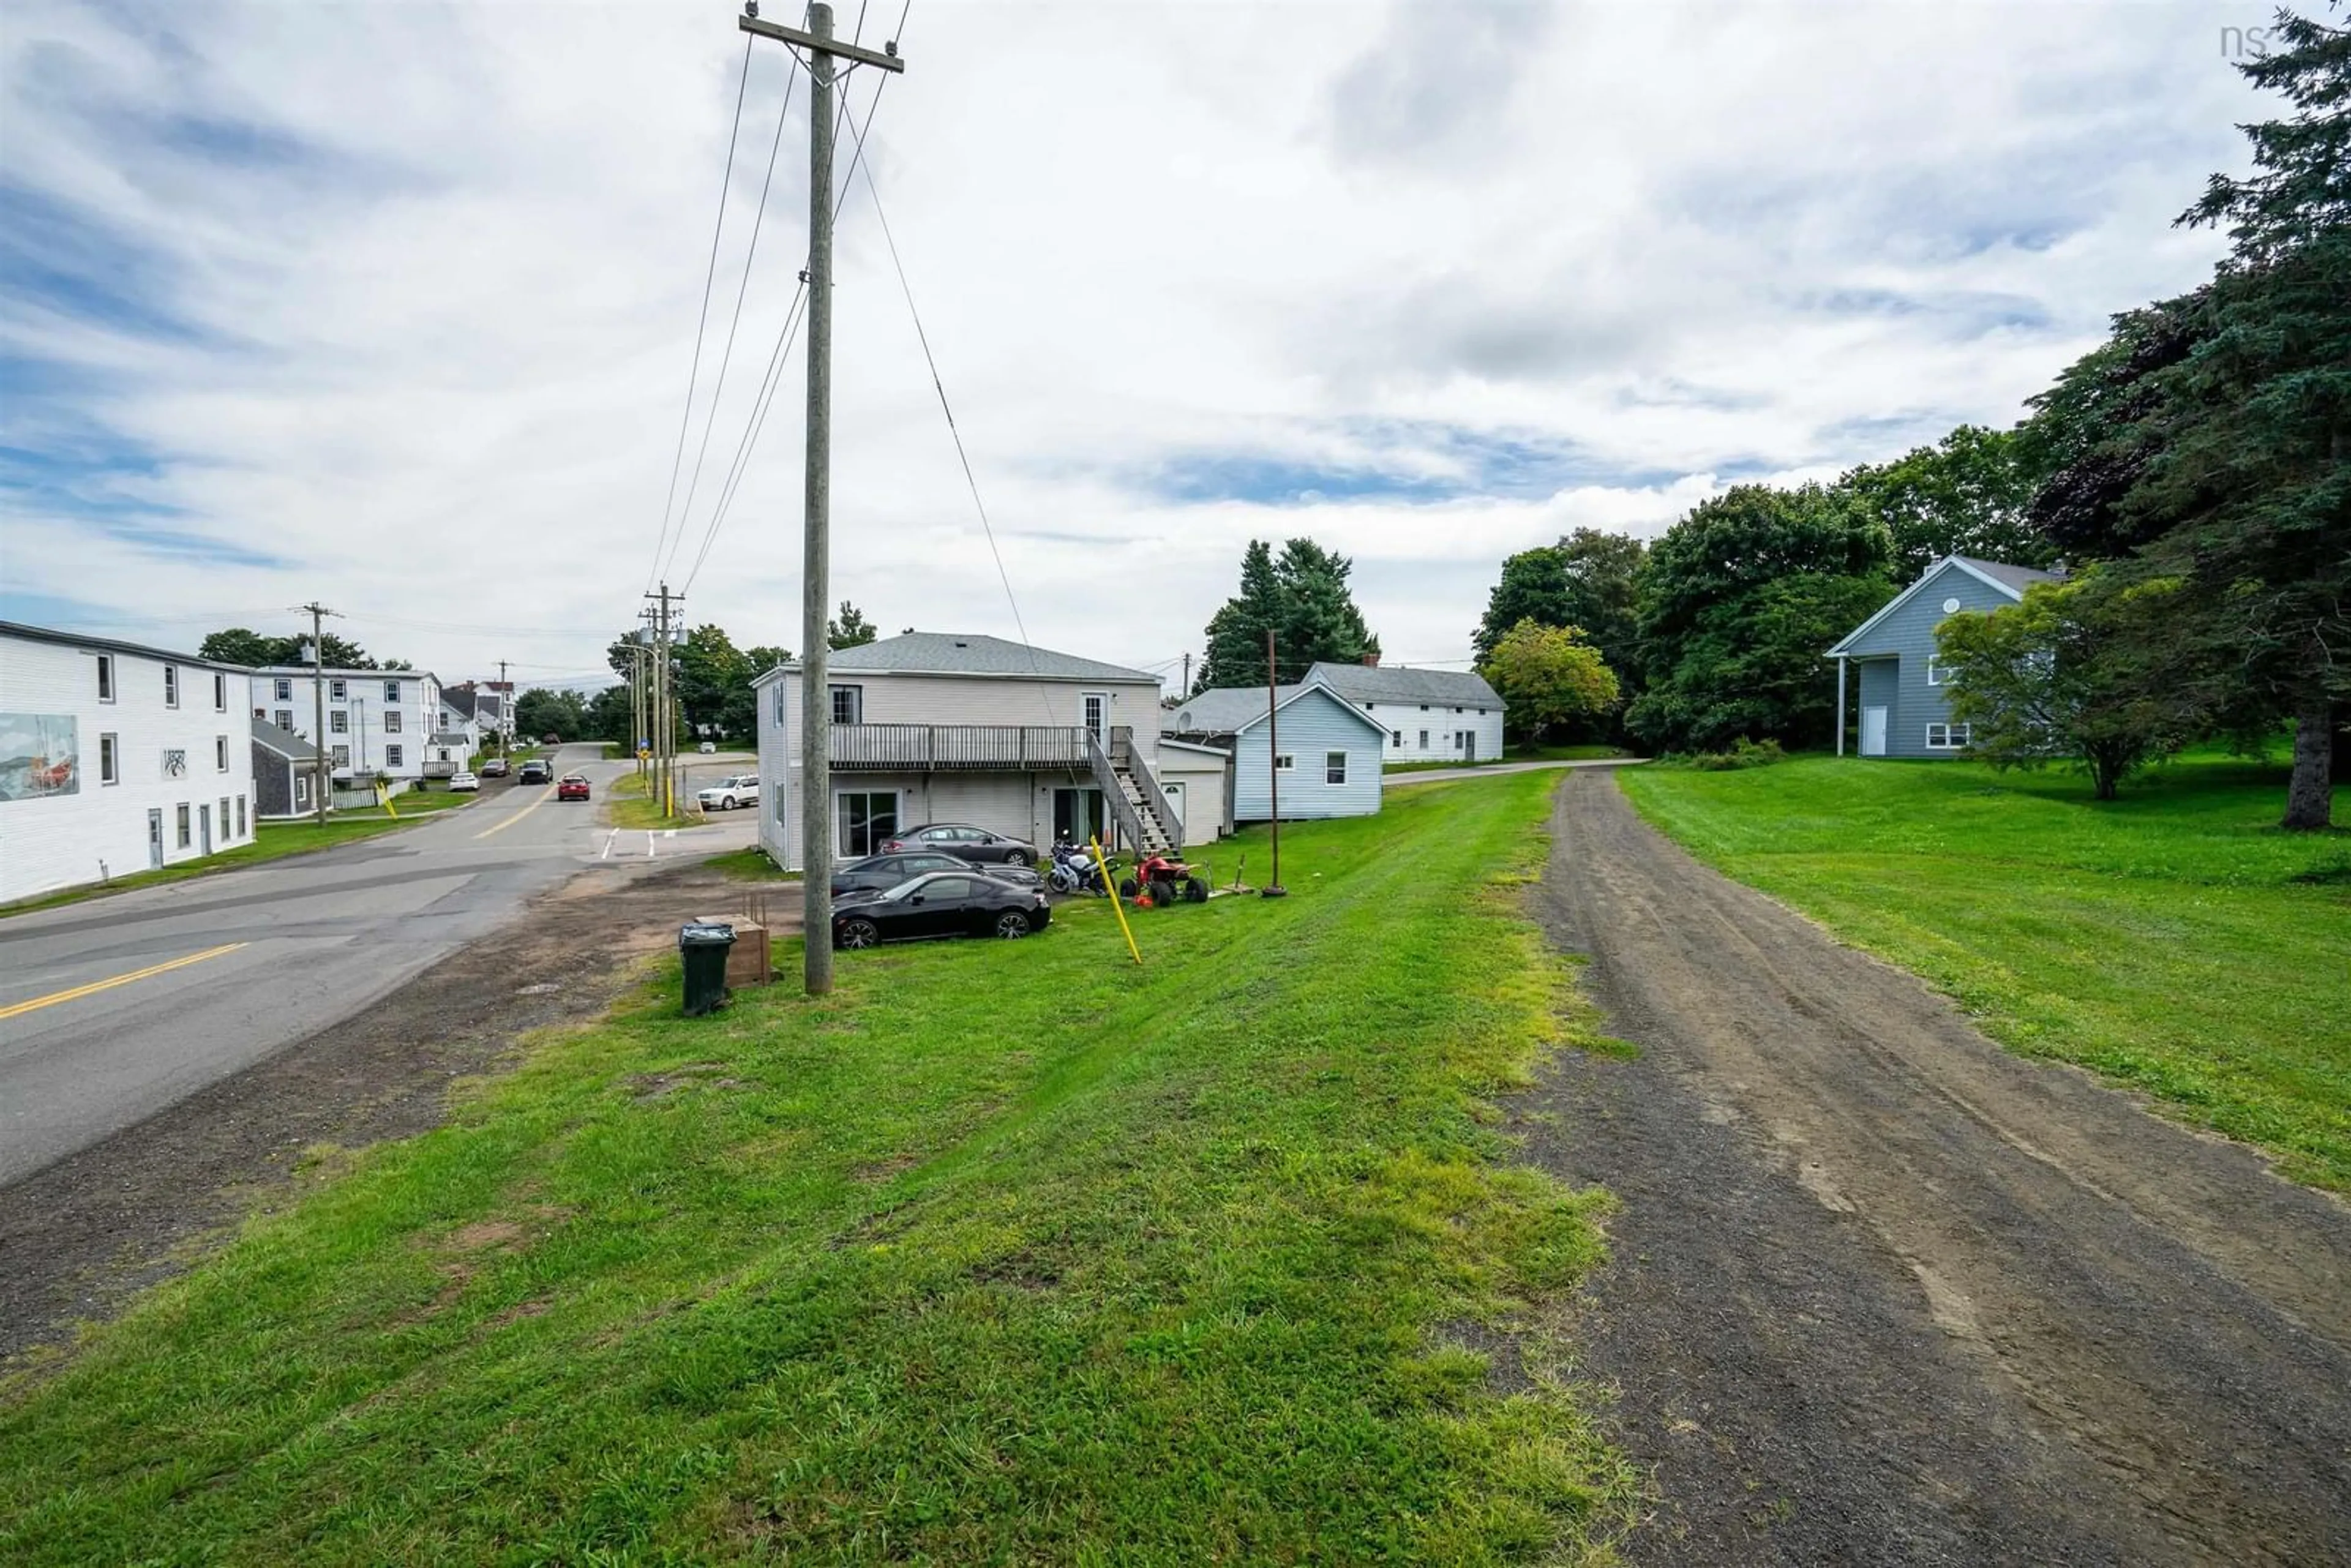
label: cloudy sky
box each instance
[1,1,2275,691]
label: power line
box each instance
[678,2,904,596]
[646,34,756,596]
[658,44,802,585]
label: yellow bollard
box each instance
[1090,836,1142,966]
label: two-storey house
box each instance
[247,667,442,785]
[0,621,257,902]
[1302,660,1505,764]
[1826,555,2063,757]
[752,633,1177,871]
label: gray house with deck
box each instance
[1826,555,2061,759]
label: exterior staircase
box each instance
[1089,727,1179,856]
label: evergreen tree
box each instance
[827,602,878,648]
[1196,541,1286,691]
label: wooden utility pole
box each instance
[1262,628,1286,898]
[740,0,905,996]
[497,659,511,756]
[302,601,336,825]
[645,583,681,816]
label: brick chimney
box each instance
[1360,651,1379,667]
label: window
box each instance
[163,665,179,707]
[330,710,349,734]
[1417,730,1429,748]
[382,710,402,733]
[1419,703,1429,711]
[1925,723,1971,750]
[1274,754,1294,771]
[914,876,973,902]
[1325,750,1347,785]
[276,709,294,730]
[1390,730,1402,746]
[236,795,246,836]
[830,685,863,725]
[97,655,116,702]
[837,790,898,857]
[216,735,230,771]
[219,797,230,839]
[384,680,402,703]
[329,679,347,700]
[100,733,119,785]
[1926,655,1947,686]
[1453,707,1463,714]
[176,803,191,848]
[214,672,227,710]
[773,683,789,725]
[253,707,266,720]
[331,745,350,767]
[386,745,403,768]
[275,678,293,701]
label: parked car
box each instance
[878,823,1038,867]
[447,770,480,793]
[696,774,760,811]
[519,760,552,785]
[833,871,1051,948]
[698,741,717,754]
[541,733,561,745]
[831,851,1043,899]
[557,773,591,801]
[479,757,510,778]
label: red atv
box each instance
[1119,851,1209,907]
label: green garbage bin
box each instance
[678,921,737,1016]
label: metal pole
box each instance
[1262,628,1286,897]
[800,0,838,996]
[306,602,329,825]
[1835,656,1847,757]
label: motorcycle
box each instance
[1047,836,1111,896]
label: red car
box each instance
[556,773,591,801]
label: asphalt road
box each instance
[0,746,758,1187]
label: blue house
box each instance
[1826,555,2061,759]
[1162,683,1386,821]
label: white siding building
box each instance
[1163,684,1387,822]
[246,667,442,785]
[754,633,1176,870]
[1303,661,1506,765]
[0,622,258,903]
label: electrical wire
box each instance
[677,1,902,596]
[645,34,756,595]
[658,53,801,586]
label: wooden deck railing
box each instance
[828,723,1093,770]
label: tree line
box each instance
[1465,9,2345,825]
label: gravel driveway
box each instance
[1521,770,2351,1566]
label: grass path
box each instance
[1620,753,2351,1190]
[2,773,1636,1564]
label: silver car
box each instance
[697,773,761,811]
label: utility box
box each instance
[724,923,771,989]
[678,921,737,1016]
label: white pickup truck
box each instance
[696,774,762,812]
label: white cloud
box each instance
[1,1,2265,683]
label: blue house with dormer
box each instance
[1826,555,2061,759]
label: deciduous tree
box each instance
[1479,620,1619,745]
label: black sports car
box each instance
[833,871,1052,948]
[831,850,1042,899]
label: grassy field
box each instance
[1386,745,1629,774]
[0,792,474,918]
[607,770,705,831]
[701,846,793,881]
[1620,752,2351,1190]
[1,773,1637,1564]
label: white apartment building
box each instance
[247,667,442,784]
[0,622,258,903]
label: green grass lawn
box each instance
[1619,751,2351,1190]
[1385,745,1630,774]
[1,773,1636,1564]
[700,846,794,881]
[607,770,705,831]
[0,792,474,918]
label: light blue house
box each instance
[1826,555,2061,759]
[1163,683,1386,822]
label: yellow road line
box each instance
[473,784,556,840]
[0,942,249,1021]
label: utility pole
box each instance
[1180,651,1190,696]
[645,584,681,816]
[740,0,905,996]
[1262,628,1286,898]
[498,659,511,757]
[301,601,336,825]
